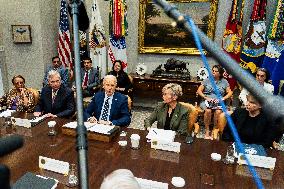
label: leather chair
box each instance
[179,102,199,135]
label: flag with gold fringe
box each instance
[108,0,128,71]
[222,0,245,90]
[262,0,284,94]
[240,0,267,74]
[89,0,107,77]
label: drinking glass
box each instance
[66,163,78,187]
[223,144,235,164]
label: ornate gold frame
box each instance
[138,0,219,55]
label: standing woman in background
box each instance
[108,60,132,95]
[0,75,35,112]
[197,65,232,139]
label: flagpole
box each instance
[70,1,89,188]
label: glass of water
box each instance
[223,144,235,164]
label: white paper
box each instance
[88,124,116,135]
[63,121,96,129]
[39,156,69,175]
[0,110,15,117]
[151,141,181,153]
[237,154,276,169]
[146,128,176,143]
[136,177,168,189]
[15,118,31,128]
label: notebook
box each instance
[12,172,58,189]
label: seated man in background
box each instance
[0,75,35,112]
[100,169,140,189]
[72,57,100,97]
[239,68,274,105]
[43,56,69,87]
[34,70,75,118]
[222,94,277,148]
[144,83,189,135]
[84,75,131,126]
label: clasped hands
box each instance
[87,117,112,125]
[33,112,57,118]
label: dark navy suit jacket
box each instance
[84,91,131,126]
[35,86,75,118]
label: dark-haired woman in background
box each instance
[0,75,35,112]
[108,60,132,95]
[222,94,277,148]
[197,65,233,139]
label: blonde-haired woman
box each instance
[144,83,189,135]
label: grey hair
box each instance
[162,83,183,97]
[47,70,61,81]
[100,169,140,189]
[103,75,117,84]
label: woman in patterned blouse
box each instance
[0,75,35,112]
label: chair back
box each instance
[127,95,132,112]
[179,102,199,133]
[27,88,40,105]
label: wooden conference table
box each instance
[0,113,283,189]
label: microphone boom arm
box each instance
[153,0,284,124]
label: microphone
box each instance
[0,135,24,157]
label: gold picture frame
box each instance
[11,25,32,44]
[138,0,219,55]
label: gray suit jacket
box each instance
[144,102,189,135]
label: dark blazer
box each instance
[35,86,75,118]
[222,108,276,147]
[108,71,132,95]
[43,65,69,87]
[84,91,131,126]
[144,102,189,135]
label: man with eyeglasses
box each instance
[239,68,274,105]
[43,56,69,87]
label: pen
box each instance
[153,129,157,134]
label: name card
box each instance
[150,149,180,163]
[136,177,168,189]
[15,118,31,128]
[237,154,276,169]
[39,156,69,175]
[151,140,181,153]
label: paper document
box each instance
[136,177,168,189]
[146,128,176,142]
[63,121,96,129]
[63,122,115,135]
[0,109,15,117]
[88,124,116,135]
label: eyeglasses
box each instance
[53,60,60,63]
[256,74,265,77]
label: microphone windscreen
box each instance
[0,135,24,157]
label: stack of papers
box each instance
[146,128,176,142]
[0,110,15,117]
[63,122,116,135]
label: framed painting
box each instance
[138,0,219,55]
[11,25,32,44]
